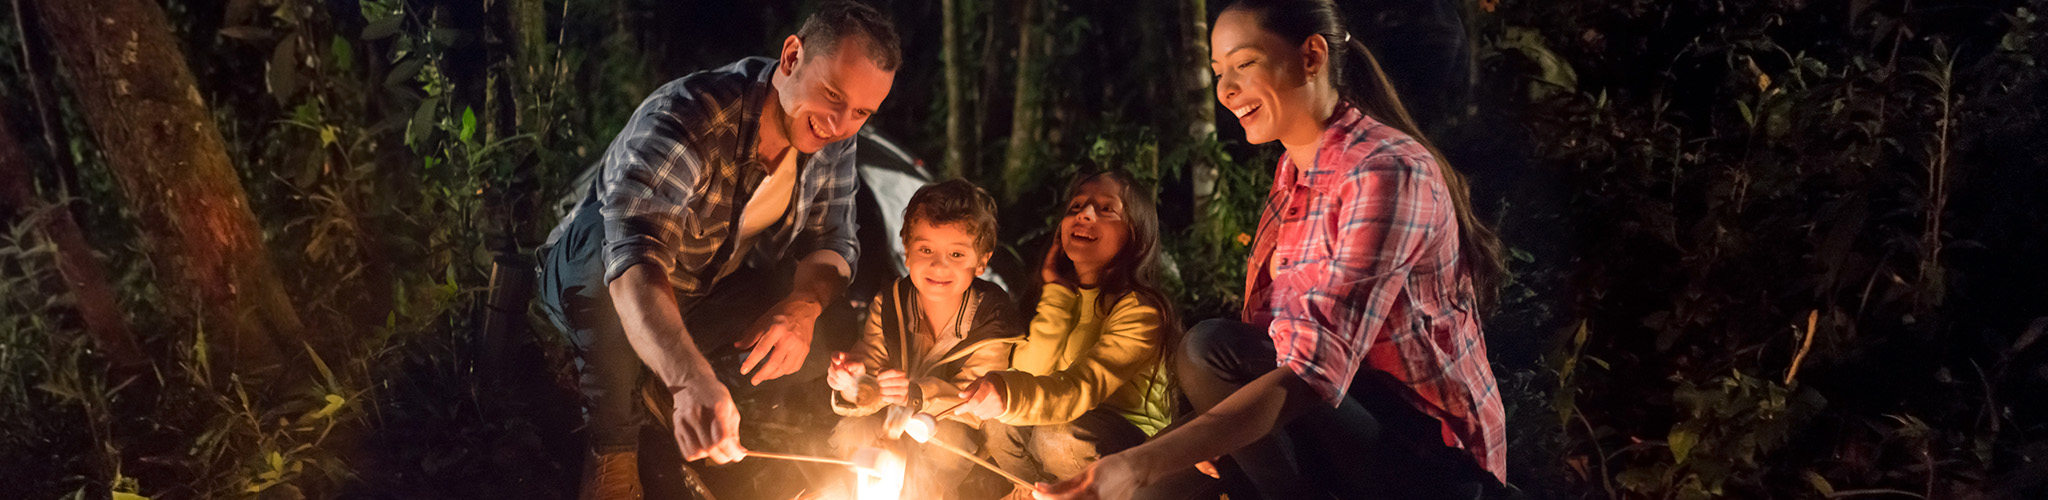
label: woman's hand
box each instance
[825,352,865,401]
[875,369,910,406]
[955,374,1008,420]
[1034,454,1140,500]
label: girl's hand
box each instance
[1040,243,1073,289]
[1034,454,1140,500]
[826,352,865,400]
[955,375,1008,420]
[875,369,910,406]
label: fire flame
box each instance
[852,447,905,500]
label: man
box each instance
[536,3,900,498]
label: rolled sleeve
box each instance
[796,141,861,270]
[597,103,705,285]
[1269,154,1439,407]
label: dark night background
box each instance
[2,0,2045,499]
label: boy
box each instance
[826,179,1021,500]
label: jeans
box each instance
[538,201,829,452]
[984,408,1149,484]
[1168,318,1491,500]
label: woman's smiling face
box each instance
[1210,8,1323,146]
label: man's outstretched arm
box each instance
[610,263,747,464]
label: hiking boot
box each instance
[579,449,643,500]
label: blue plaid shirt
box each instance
[552,57,861,302]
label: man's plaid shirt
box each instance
[1243,104,1506,482]
[550,57,860,302]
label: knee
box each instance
[1180,319,1250,376]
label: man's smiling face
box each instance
[774,36,896,153]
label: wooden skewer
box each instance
[924,438,1032,487]
[745,450,857,467]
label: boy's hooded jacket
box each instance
[833,278,1023,422]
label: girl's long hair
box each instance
[1049,171,1181,353]
[1224,0,1508,312]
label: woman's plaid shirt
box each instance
[1243,104,1506,482]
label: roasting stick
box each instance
[900,413,1032,487]
[744,451,858,467]
[925,437,1031,487]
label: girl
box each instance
[1038,0,1508,499]
[952,171,1178,498]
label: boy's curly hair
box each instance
[901,179,999,255]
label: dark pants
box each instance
[985,408,1149,484]
[537,203,829,452]
[1166,318,1491,500]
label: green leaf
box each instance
[1803,471,1835,495]
[409,97,440,147]
[268,35,301,104]
[460,107,477,143]
[362,15,403,40]
[1736,100,1754,126]
[386,58,425,88]
[330,35,354,73]
[1669,424,1700,465]
[220,26,273,41]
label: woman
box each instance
[1037,0,1508,499]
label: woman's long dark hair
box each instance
[1049,171,1181,351]
[1224,0,1508,312]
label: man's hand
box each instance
[826,351,866,400]
[955,374,1008,421]
[875,369,910,406]
[736,298,824,385]
[670,365,748,464]
[1034,454,1140,500]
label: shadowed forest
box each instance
[3,0,2047,499]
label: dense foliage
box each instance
[0,0,2043,499]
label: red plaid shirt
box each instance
[1243,104,1506,481]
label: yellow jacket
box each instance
[833,278,1022,422]
[989,284,1173,436]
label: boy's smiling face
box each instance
[903,219,989,301]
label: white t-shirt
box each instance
[719,148,799,280]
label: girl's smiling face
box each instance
[1059,178,1131,283]
[903,219,988,299]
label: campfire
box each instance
[749,408,1029,500]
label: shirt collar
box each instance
[1276,102,1368,192]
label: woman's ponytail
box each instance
[1227,0,1509,313]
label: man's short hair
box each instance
[902,179,999,256]
[796,1,903,72]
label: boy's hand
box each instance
[875,369,910,406]
[956,374,1008,420]
[826,352,865,400]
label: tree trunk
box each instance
[1179,0,1219,224]
[974,0,1002,186]
[0,112,148,369]
[30,0,304,373]
[1001,0,1042,203]
[941,0,967,180]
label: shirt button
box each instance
[1286,207,1300,217]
